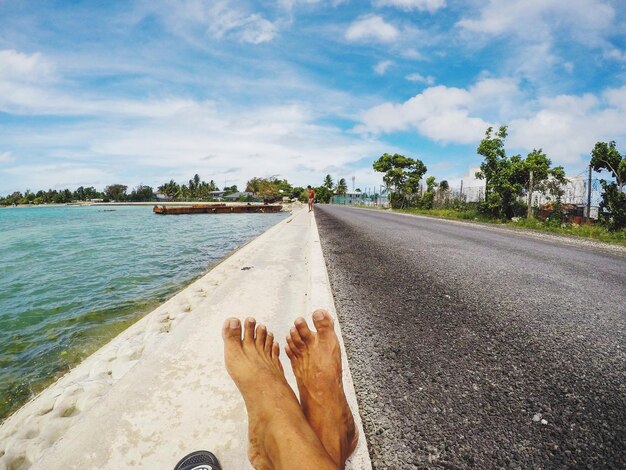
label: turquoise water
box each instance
[0,205,286,421]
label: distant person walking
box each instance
[307,185,316,212]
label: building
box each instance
[331,191,366,205]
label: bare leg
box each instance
[285,310,358,468]
[223,317,337,470]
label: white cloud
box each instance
[374,0,446,13]
[405,73,434,85]
[508,87,626,164]
[139,0,278,44]
[604,85,626,111]
[0,97,388,192]
[345,15,399,43]
[236,14,277,44]
[374,60,393,75]
[355,77,626,166]
[604,47,626,62]
[401,48,423,60]
[457,0,614,43]
[0,151,14,163]
[355,82,493,143]
[0,49,56,83]
[456,0,620,84]
[1,164,111,192]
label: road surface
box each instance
[315,206,625,469]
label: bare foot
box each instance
[285,309,358,468]
[223,317,336,470]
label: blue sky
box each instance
[1,0,625,194]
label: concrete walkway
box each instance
[0,208,371,469]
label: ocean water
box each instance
[0,205,286,421]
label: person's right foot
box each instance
[285,309,358,468]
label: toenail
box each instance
[229,319,239,329]
[313,310,324,320]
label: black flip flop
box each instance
[173,450,222,470]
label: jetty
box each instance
[153,203,283,215]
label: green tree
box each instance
[323,174,334,189]
[223,185,238,196]
[245,177,262,196]
[591,141,625,192]
[372,153,427,208]
[476,127,565,219]
[104,184,128,202]
[335,178,348,196]
[129,184,154,201]
[591,141,626,230]
[158,180,180,199]
[246,176,293,202]
[314,186,333,203]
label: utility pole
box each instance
[527,170,534,219]
[586,164,592,223]
[459,179,464,198]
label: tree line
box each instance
[373,125,626,231]
[0,173,353,206]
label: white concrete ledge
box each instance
[0,208,371,469]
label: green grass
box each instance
[383,207,626,246]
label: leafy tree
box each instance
[104,184,128,202]
[591,141,626,230]
[245,176,292,202]
[372,153,427,208]
[417,176,437,209]
[158,180,180,199]
[323,174,334,189]
[245,177,262,195]
[335,178,348,196]
[476,126,565,219]
[314,186,333,204]
[591,141,625,192]
[223,185,238,196]
[129,184,154,201]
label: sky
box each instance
[1,0,625,194]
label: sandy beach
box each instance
[0,207,371,469]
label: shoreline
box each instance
[0,207,371,469]
[1,201,297,211]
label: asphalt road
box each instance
[315,206,625,469]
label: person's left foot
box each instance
[223,317,295,469]
[285,310,358,468]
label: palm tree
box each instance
[336,178,348,195]
[323,174,334,189]
[246,177,262,196]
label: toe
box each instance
[286,336,300,357]
[264,332,274,355]
[294,317,314,343]
[244,317,256,344]
[255,324,267,349]
[284,343,294,360]
[222,317,242,341]
[290,326,306,349]
[311,309,334,336]
[272,341,280,358]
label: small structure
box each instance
[224,191,256,201]
[155,193,171,202]
[331,192,366,205]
